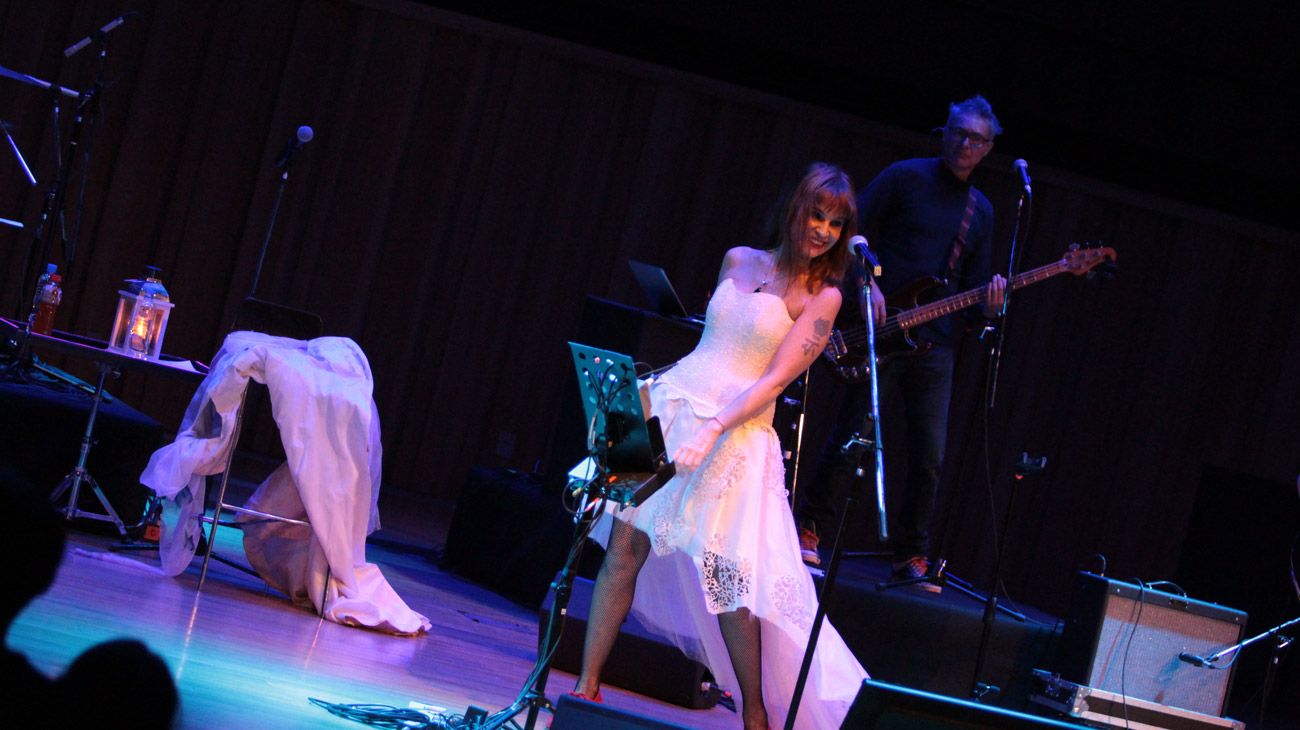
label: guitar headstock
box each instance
[1061,244,1117,275]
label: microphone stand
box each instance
[966,180,1035,701]
[14,10,133,316]
[249,160,293,299]
[1182,615,1299,728]
[23,29,111,309]
[15,83,68,323]
[4,60,100,385]
[986,185,1032,409]
[863,268,887,544]
[783,368,811,507]
[62,30,115,269]
[872,199,1030,616]
[969,452,1045,702]
[785,259,887,729]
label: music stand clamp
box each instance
[470,342,674,730]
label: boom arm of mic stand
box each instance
[1203,614,1300,665]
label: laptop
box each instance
[567,342,674,508]
[627,260,704,324]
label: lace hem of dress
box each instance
[703,533,753,613]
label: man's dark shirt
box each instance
[852,157,994,346]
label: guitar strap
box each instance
[944,187,978,283]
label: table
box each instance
[1,317,205,536]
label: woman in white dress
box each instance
[572,162,869,729]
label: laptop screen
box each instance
[627,260,694,320]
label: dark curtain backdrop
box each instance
[1,0,1297,613]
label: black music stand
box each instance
[567,342,674,508]
[479,342,673,730]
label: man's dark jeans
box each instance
[797,345,954,561]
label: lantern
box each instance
[109,268,173,360]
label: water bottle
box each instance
[27,263,57,326]
[31,274,63,336]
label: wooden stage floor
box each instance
[11,513,740,729]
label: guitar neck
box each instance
[893,260,1069,330]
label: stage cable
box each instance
[1117,580,1146,730]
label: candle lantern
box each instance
[109,266,174,360]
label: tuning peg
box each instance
[1068,242,1080,252]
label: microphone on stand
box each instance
[1014,159,1033,198]
[849,235,881,277]
[1178,652,1210,667]
[274,125,314,170]
[64,12,138,58]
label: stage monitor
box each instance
[841,679,1080,729]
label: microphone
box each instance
[1014,159,1033,198]
[274,125,314,170]
[849,235,881,277]
[64,12,137,58]
[1178,652,1209,667]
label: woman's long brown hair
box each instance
[774,162,856,293]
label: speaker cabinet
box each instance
[443,467,578,606]
[1056,571,1246,717]
[841,679,1081,729]
[550,694,694,729]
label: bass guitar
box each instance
[824,245,1116,382]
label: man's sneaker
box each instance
[798,526,821,566]
[891,556,941,593]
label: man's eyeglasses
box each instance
[946,127,992,149]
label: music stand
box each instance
[567,342,674,508]
[469,343,674,730]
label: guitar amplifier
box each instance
[1056,572,1246,717]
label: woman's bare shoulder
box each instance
[803,281,843,317]
[719,246,767,278]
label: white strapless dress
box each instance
[604,277,867,728]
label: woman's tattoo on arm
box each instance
[801,317,832,356]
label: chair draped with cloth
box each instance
[140,298,430,635]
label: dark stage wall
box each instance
[1,0,1298,617]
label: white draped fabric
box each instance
[141,332,430,635]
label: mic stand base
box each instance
[873,560,1026,622]
[476,485,610,730]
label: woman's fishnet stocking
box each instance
[573,519,649,697]
[719,608,769,729]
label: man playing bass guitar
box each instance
[795,95,1006,588]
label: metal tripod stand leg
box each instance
[49,362,127,538]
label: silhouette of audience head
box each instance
[0,467,65,633]
[1,469,178,728]
[56,638,179,729]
